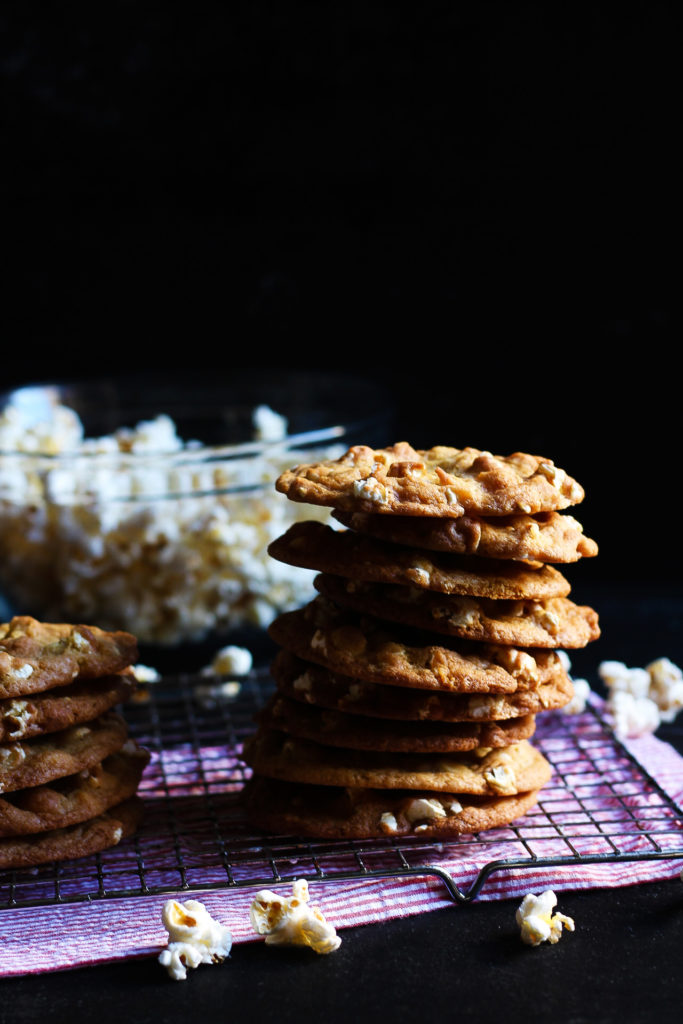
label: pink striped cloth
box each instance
[1,695,682,977]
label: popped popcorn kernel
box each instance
[131,663,161,684]
[608,691,661,739]
[379,811,398,834]
[200,644,253,678]
[158,899,232,981]
[516,890,575,946]
[561,677,591,715]
[249,879,341,955]
[598,655,683,736]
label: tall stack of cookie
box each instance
[242,443,599,841]
[0,616,149,868]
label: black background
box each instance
[2,3,680,587]
[1,9,682,1016]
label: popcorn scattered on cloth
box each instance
[515,890,575,946]
[1,694,682,978]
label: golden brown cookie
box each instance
[314,574,600,649]
[0,672,136,742]
[243,776,543,840]
[0,796,144,869]
[242,730,552,795]
[269,522,571,599]
[0,616,138,700]
[0,743,150,837]
[0,712,129,794]
[333,508,598,563]
[268,598,562,694]
[276,442,584,517]
[258,693,536,752]
[270,650,574,721]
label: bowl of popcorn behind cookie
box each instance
[0,372,392,653]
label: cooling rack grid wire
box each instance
[2,669,683,911]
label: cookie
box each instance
[0,796,144,869]
[242,776,543,840]
[242,730,553,795]
[269,521,572,599]
[314,574,600,649]
[0,743,149,837]
[258,693,536,752]
[271,650,574,721]
[333,509,598,563]
[0,711,129,794]
[276,442,584,517]
[0,616,138,701]
[268,598,562,694]
[0,672,136,742]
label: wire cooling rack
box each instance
[1,668,683,912]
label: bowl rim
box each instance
[0,377,389,462]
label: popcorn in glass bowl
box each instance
[0,373,391,647]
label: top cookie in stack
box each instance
[0,616,149,869]
[242,443,599,841]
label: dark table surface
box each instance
[1,582,682,1024]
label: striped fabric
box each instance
[1,696,682,977]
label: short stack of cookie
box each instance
[242,442,599,842]
[0,616,149,869]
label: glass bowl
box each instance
[0,371,393,660]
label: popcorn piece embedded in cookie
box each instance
[158,899,233,981]
[379,811,398,834]
[516,890,575,946]
[404,797,447,825]
[483,764,517,795]
[1,699,32,739]
[249,878,341,954]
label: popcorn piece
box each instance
[252,404,288,443]
[201,644,253,678]
[158,899,233,981]
[516,890,575,946]
[483,764,517,795]
[646,657,683,723]
[599,661,651,699]
[1,699,32,739]
[404,797,447,825]
[556,649,572,673]
[607,690,661,739]
[249,879,341,954]
[131,663,161,684]
[353,477,389,504]
[379,811,398,834]
[561,677,591,715]
[598,655,683,733]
